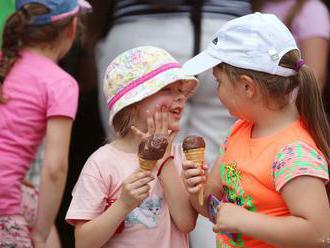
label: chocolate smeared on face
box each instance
[138,134,168,160]
[182,135,205,151]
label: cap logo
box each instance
[212,37,218,45]
[268,48,279,61]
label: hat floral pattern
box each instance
[103,46,198,125]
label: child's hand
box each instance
[213,202,247,234]
[31,231,46,248]
[132,105,170,139]
[118,170,154,211]
[182,159,208,194]
[132,105,175,158]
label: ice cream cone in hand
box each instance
[138,134,168,171]
[182,135,206,206]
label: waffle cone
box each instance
[184,148,205,168]
[139,157,157,171]
[184,147,205,206]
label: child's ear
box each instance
[66,17,78,39]
[239,75,256,98]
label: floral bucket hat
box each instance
[104,46,199,125]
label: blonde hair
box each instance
[112,105,137,137]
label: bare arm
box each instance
[299,37,329,92]
[158,157,198,233]
[215,176,330,247]
[74,201,131,248]
[183,156,223,217]
[31,117,73,244]
[74,171,154,248]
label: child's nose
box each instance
[175,90,186,102]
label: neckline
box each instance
[247,119,300,146]
[106,143,138,159]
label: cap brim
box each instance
[78,0,92,12]
[183,51,221,76]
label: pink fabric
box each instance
[262,0,330,42]
[51,6,79,22]
[0,50,79,216]
[107,63,181,109]
[0,215,32,247]
[66,144,188,248]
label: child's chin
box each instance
[168,122,180,131]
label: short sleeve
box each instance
[47,77,79,119]
[292,0,330,41]
[65,157,109,225]
[272,141,329,192]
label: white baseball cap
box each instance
[183,12,300,77]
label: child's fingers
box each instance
[161,106,169,134]
[131,184,151,197]
[182,160,196,170]
[130,176,154,189]
[136,192,150,201]
[186,184,201,194]
[185,176,205,187]
[131,126,147,139]
[126,170,152,184]
[182,168,204,181]
[212,223,221,233]
[146,111,155,134]
[202,162,209,171]
[154,105,162,133]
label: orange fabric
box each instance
[217,119,328,247]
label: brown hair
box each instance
[112,105,137,137]
[219,49,330,196]
[0,3,76,103]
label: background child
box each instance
[0,0,91,247]
[182,13,330,247]
[65,46,198,248]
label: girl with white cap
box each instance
[66,46,199,248]
[182,12,330,247]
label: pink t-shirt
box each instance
[262,0,330,43]
[66,144,189,248]
[0,50,79,215]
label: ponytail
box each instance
[295,64,330,198]
[0,6,33,102]
[0,3,75,104]
[296,66,330,161]
[280,50,330,200]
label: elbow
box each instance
[44,160,68,182]
[175,216,198,233]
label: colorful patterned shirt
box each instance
[217,120,329,248]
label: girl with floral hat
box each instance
[66,46,199,248]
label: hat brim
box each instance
[109,68,198,125]
[183,50,222,76]
[78,0,92,13]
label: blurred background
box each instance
[1,0,329,247]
